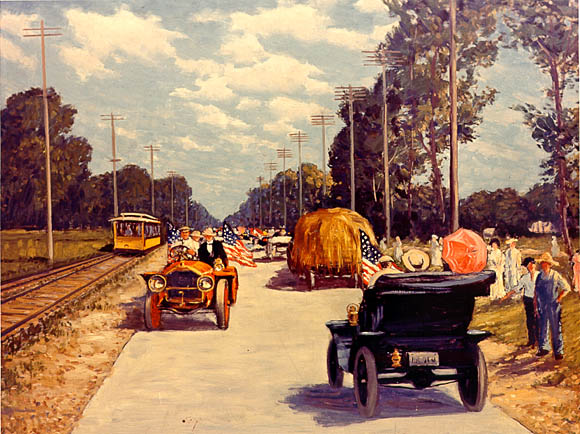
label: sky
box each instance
[1,0,576,220]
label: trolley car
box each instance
[110,213,162,254]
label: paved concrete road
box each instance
[74,258,530,434]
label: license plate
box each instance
[409,352,439,366]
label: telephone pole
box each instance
[310,114,334,201]
[265,161,277,226]
[100,113,125,217]
[23,20,62,265]
[363,47,405,244]
[277,145,293,229]
[335,85,367,211]
[167,170,176,223]
[144,145,160,215]
[257,176,264,228]
[449,0,459,232]
[185,197,189,227]
[289,131,308,217]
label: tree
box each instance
[506,0,579,255]
[1,87,92,229]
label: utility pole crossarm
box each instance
[310,114,334,200]
[289,132,309,217]
[100,113,125,217]
[144,145,161,215]
[264,161,277,226]
[277,145,293,229]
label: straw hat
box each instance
[379,255,395,265]
[402,249,430,272]
[537,252,559,266]
[506,237,518,245]
[179,226,191,232]
[202,227,216,237]
[191,230,201,238]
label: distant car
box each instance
[326,271,495,417]
[265,235,292,260]
[141,245,239,330]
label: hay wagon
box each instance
[286,208,379,289]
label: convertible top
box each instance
[368,270,495,297]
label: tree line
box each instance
[229,0,578,254]
[1,87,218,231]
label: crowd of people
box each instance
[169,226,228,267]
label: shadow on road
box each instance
[282,384,466,427]
[266,267,357,292]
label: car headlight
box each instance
[214,258,225,272]
[148,275,166,292]
[197,275,215,292]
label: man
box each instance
[535,252,571,360]
[504,238,522,292]
[171,226,200,258]
[198,227,228,267]
[502,257,538,347]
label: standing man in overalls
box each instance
[535,252,571,360]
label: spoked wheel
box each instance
[144,291,161,330]
[353,346,380,418]
[215,279,230,330]
[327,339,344,388]
[458,344,488,412]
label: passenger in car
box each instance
[198,227,228,267]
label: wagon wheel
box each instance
[144,291,161,330]
[306,270,316,290]
[327,339,344,388]
[353,346,380,418]
[215,279,230,330]
[458,344,488,412]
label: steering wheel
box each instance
[169,245,195,261]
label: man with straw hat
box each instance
[535,252,571,360]
[198,227,228,267]
[172,226,200,258]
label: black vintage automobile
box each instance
[326,270,495,417]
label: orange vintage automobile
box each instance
[141,245,239,330]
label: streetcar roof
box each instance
[109,213,161,223]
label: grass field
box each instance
[1,229,113,281]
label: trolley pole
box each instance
[335,86,366,212]
[265,161,277,226]
[100,113,125,217]
[277,145,293,229]
[289,131,309,217]
[23,20,62,265]
[310,115,334,202]
[144,145,160,215]
[167,170,176,223]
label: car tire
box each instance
[327,339,344,388]
[458,344,488,412]
[144,291,161,330]
[354,346,380,418]
[215,279,230,330]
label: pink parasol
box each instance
[442,228,487,274]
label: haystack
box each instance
[288,208,378,276]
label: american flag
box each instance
[167,223,180,245]
[360,229,382,286]
[223,222,257,267]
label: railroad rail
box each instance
[1,253,142,347]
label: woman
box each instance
[487,238,505,300]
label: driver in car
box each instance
[198,227,228,267]
[170,226,200,259]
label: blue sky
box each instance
[1,0,576,219]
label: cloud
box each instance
[187,102,250,130]
[116,126,138,140]
[371,22,399,41]
[220,33,267,64]
[178,136,214,152]
[1,11,40,35]
[263,118,296,134]
[236,97,262,111]
[268,96,329,121]
[0,36,36,70]
[225,54,331,94]
[174,57,223,76]
[221,132,278,153]
[193,76,236,101]
[62,6,186,80]
[354,0,389,13]
[59,45,114,81]
[190,9,229,24]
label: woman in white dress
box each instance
[504,238,522,292]
[551,236,560,258]
[430,235,443,267]
[487,238,505,299]
[394,236,403,262]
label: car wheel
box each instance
[354,346,380,418]
[215,279,230,330]
[327,339,344,388]
[458,344,488,412]
[144,291,161,330]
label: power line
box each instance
[100,113,125,217]
[23,20,62,265]
[334,85,367,212]
[277,145,293,229]
[264,161,277,226]
[363,47,405,243]
[310,114,334,201]
[143,145,160,215]
[289,131,309,217]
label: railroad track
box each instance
[1,254,140,345]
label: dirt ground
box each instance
[1,248,578,433]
